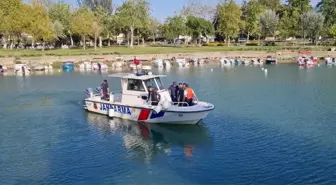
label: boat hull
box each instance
[84,100,213,125]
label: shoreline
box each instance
[0,50,335,67]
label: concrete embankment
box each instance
[1,50,335,68]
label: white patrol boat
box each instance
[83,71,215,124]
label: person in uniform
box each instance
[147,86,160,106]
[101,79,110,100]
[177,83,185,106]
[168,81,178,103]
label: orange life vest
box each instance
[186,88,194,99]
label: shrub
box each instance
[202,42,217,46]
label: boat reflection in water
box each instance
[85,112,212,162]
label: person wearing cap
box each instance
[168,81,178,103]
[101,79,110,100]
[147,86,160,106]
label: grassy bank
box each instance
[0,45,330,58]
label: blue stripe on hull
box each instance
[150,111,165,119]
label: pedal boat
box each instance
[83,71,215,124]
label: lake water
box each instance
[0,65,336,185]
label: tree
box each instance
[71,6,95,49]
[217,0,242,45]
[93,6,109,47]
[91,21,102,50]
[328,24,336,38]
[28,3,56,50]
[161,16,187,43]
[48,2,73,46]
[278,9,299,39]
[147,18,160,43]
[186,16,214,43]
[259,9,279,37]
[243,0,265,41]
[180,0,216,21]
[77,0,113,13]
[116,0,150,47]
[317,0,336,26]
[0,0,26,49]
[301,11,324,44]
[53,20,66,40]
[258,0,280,11]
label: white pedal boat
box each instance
[163,60,171,68]
[92,62,108,71]
[79,61,92,70]
[153,59,164,68]
[14,64,31,75]
[83,71,214,124]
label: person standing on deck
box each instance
[133,56,140,73]
[185,84,196,106]
[177,83,185,106]
[98,63,101,71]
[101,79,110,100]
[147,86,160,106]
[168,82,178,103]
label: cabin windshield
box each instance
[154,77,164,90]
[144,78,157,90]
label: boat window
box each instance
[127,79,145,92]
[144,78,158,90]
[154,77,164,90]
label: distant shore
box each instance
[0,46,335,67]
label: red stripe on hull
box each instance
[138,109,151,121]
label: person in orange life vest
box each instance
[184,84,195,106]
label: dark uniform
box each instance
[177,83,185,106]
[147,86,160,106]
[101,80,109,100]
[168,82,178,102]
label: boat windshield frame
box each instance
[143,77,164,91]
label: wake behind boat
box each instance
[83,71,215,124]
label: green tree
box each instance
[147,17,160,43]
[259,9,279,37]
[243,0,265,41]
[217,0,242,45]
[48,2,73,46]
[116,0,150,47]
[328,24,336,38]
[0,0,26,49]
[104,14,119,46]
[160,23,174,41]
[258,0,280,11]
[301,11,324,44]
[71,6,95,49]
[317,0,336,26]
[185,16,214,43]
[162,16,187,43]
[53,20,66,40]
[77,0,113,13]
[93,6,109,47]
[278,7,300,39]
[91,21,102,50]
[28,3,56,50]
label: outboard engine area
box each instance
[85,88,94,99]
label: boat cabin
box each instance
[107,72,170,106]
